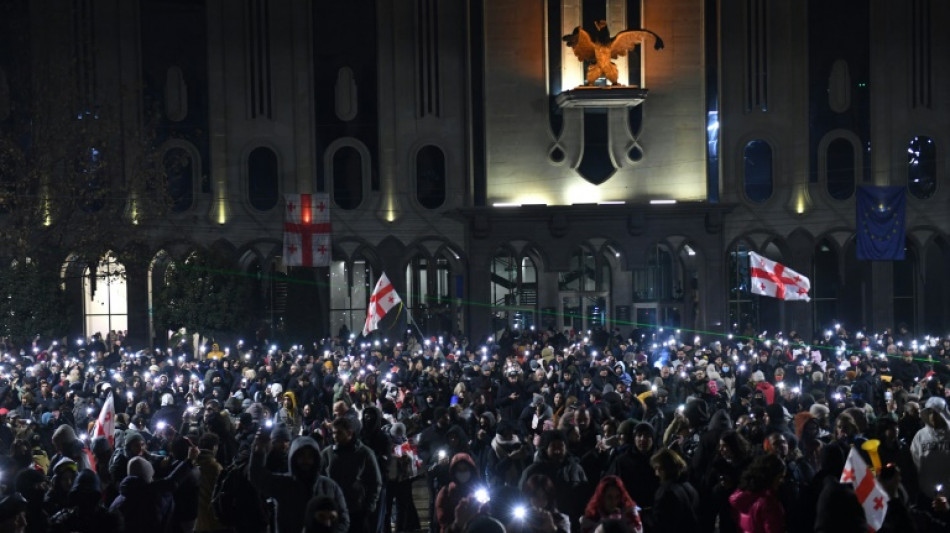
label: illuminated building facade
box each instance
[1,0,948,344]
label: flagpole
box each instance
[402,302,426,341]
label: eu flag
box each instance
[856,186,906,260]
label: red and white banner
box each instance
[363,273,402,336]
[749,251,810,301]
[840,447,889,531]
[283,193,331,267]
[91,392,116,447]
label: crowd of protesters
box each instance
[0,321,946,533]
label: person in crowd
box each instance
[519,430,588,525]
[579,475,643,533]
[250,423,350,533]
[322,416,382,533]
[728,453,786,533]
[650,448,699,533]
[48,469,124,533]
[109,443,200,533]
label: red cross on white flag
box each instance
[283,193,331,267]
[748,251,811,302]
[363,273,403,336]
[91,392,116,447]
[840,447,889,531]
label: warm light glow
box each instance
[796,194,806,214]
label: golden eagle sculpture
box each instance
[563,20,664,86]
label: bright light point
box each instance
[650,199,676,205]
[513,507,527,520]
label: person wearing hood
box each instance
[519,429,588,526]
[108,429,153,485]
[108,443,199,533]
[322,416,382,533]
[43,457,77,515]
[13,469,48,533]
[49,425,91,472]
[607,421,660,525]
[250,430,349,533]
[434,453,480,533]
[273,391,300,435]
[48,469,123,533]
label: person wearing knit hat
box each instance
[48,467,124,533]
[127,456,155,483]
[110,443,200,532]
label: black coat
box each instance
[652,480,700,533]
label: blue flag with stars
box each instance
[856,186,906,260]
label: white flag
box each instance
[363,273,402,336]
[91,392,116,447]
[748,251,811,301]
[840,447,889,531]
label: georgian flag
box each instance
[749,251,811,301]
[840,447,889,531]
[363,273,402,336]
[283,193,331,267]
[91,392,116,446]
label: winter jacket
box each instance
[519,449,588,520]
[193,450,226,533]
[250,436,350,533]
[729,488,785,533]
[321,436,383,518]
[652,480,700,533]
[434,453,480,532]
[910,424,950,498]
[108,456,196,533]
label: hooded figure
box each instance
[434,453,480,532]
[48,469,123,533]
[108,447,198,533]
[14,469,48,533]
[250,436,350,533]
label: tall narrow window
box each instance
[812,240,839,330]
[826,138,855,200]
[728,243,757,333]
[84,252,127,337]
[743,140,773,202]
[248,147,279,211]
[330,258,373,337]
[332,146,363,210]
[907,136,936,199]
[416,145,446,209]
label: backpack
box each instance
[211,460,267,528]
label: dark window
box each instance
[332,146,363,210]
[163,148,193,212]
[416,145,445,209]
[247,147,279,211]
[812,240,839,330]
[826,138,855,200]
[907,136,936,199]
[743,140,773,202]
